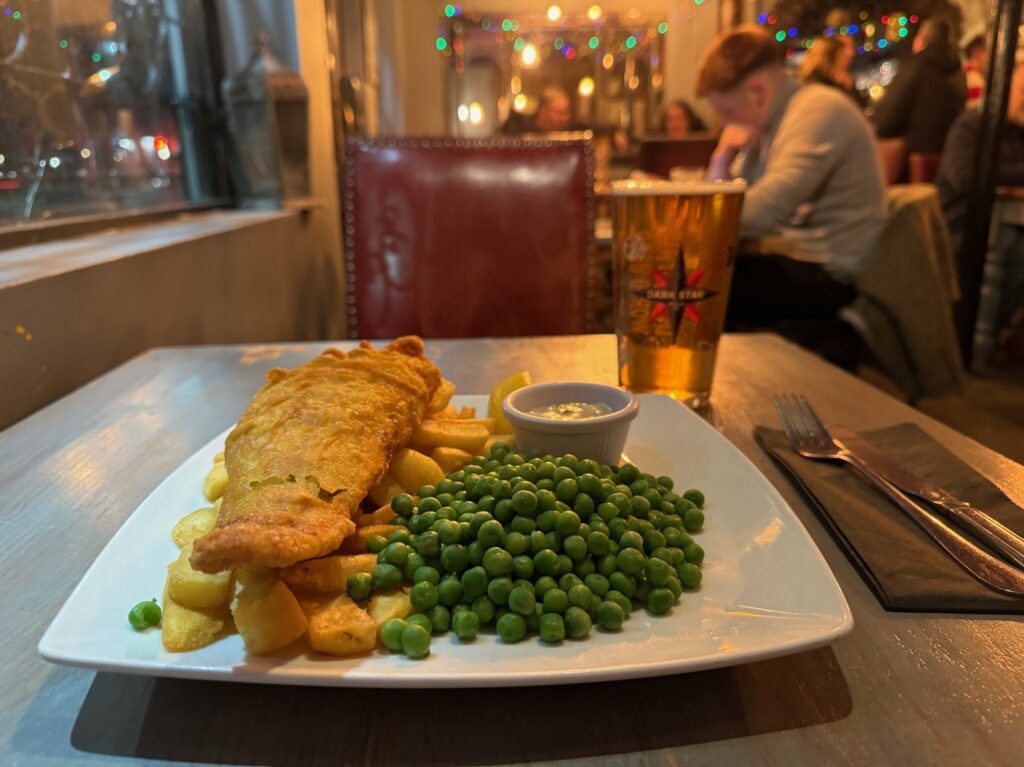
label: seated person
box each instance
[936,61,1024,356]
[661,99,707,137]
[697,25,886,338]
[501,86,586,134]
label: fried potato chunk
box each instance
[390,448,444,492]
[411,420,489,453]
[368,472,404,507]
[202,462,229,502]
[368,590,413,627]
[300,593,377,656]
[161,584,232,652]
[167,543,234,609]
[431,446,474,474]
[280,553,377,593]
[171,507,218,549]
[426,379,456,413]
[358,504,396,528]
[231,579,307,655]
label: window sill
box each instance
[0,208,305,290]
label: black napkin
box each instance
[755,422,1024,613]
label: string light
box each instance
[587,5,602,21]
[435,37,447,51]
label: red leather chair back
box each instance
[908,152,941,185]
[343,137,595,339]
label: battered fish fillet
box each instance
[190,336,441,574]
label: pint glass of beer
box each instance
[611,180,746,408]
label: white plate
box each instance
[39,394,852,688]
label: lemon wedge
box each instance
[488,371,532,435]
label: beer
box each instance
[612,180,745,408]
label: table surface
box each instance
[2,334,1022,767]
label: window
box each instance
[0,0,227,229]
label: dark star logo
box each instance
[631,248,718,337]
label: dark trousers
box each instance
[725,254,856,329]
[725,253,861,369]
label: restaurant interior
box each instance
[3,1,1024,765]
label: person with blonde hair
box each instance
[799,36,864,106]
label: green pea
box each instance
[472,595,496,624]
[590,519,609,536]
[663,527,689,548]
[677,562,703,588]
[577,458,600,476]
[542,587,569,614]
[654,475,673,491]
[437,576,464,606]
[567,584,593,609]
[508,585,536,615]
[409,565,438,581]
[516,464,539,483]
[387,529,412,545]
[495,468,515,484]
[613,484,632,497]
[534,575,558,597]
[646,587,674,615]
[573,557,596,578]
[510,515,537,534]
[625,496,648,519]
[461,566,488,598]
[529,529,550,554]
[536,490,559,513]
[596,553,617,576]
[604,589,632,616]
[619,531,644,551]
[536,478,555,492]
[552,466,576,486]
[468,540,484,566]
[666,575,683,600]
[583,531,608,556]
[381,542,408,567]
[434,520,460,545]
[373,563,402,591]
[667,547,686,567]
[539,612,566,643]
[564,606,592,638]
[497,530,523,556]
[535,509,557,532]
[418,496,442,514]
[491,499,513,525]
[380,618,408,651]
[475,520,505,550]
[451,609,479,640]
[503,452,525,466]
[584,573,610,597]
[684,542,705,565]
[390,493,414,515]
[407,613,433,633]
[534,548,560,576]
[556,554,573,575]
[554,510,580,537]
[536,461,556,479]
[635,580,651,604]
[496,612,527,643]
[645,557,672,587]
[572,493,595,517]
[512,554,535,579]
[402,551,426,580]
[628,480,648,497]
[642,489,662,508]
[554,478,578,504]
[440,543,469,573]
[545,530,563,552]
[365,535,388,554]
[609,571,636,598]
[683,489,705,509]
[510,490,538,517]
[577,473,602,498]
[618,464,640,484]
[482,547,513,577]
[683,508,705,532]
[410,581,439,611]
[347,572,373,601]
[128,599,161,630]
[477,494,496,512]
[607,518,628,541]
[401,624,431,658]
[487,576,514,606]
[413,531,441,558]
[559,573,582,591]
[596,600,625,631]
[649,546,673,564]
[427,604,451,633]
[436,506,458,522]
[563,534,588,561]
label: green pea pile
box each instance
[346,443,707,660]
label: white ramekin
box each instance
[502,382,639,466]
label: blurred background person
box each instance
[799,36,866,108]
[661,99,707,137]
[963,33,989,111]
[698,25,885,359]
[502,85,583,134]
[936,59,1024,357]
[873,18,966,158]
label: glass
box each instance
[612,180,746,408]
[0,0,226,228]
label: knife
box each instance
[832,426,1024,571]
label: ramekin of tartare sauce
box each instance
[502,382,639,465]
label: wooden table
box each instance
[2,334,1022,766]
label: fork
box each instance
[774,393,1024,597]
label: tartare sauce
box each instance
[526,401,613,420]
